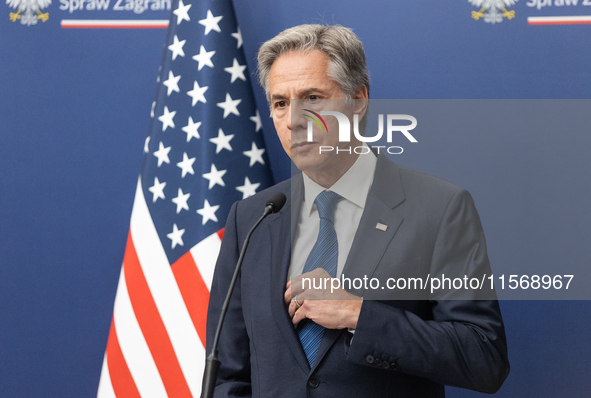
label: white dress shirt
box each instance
[289,150,378,281]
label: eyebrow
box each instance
[270,88,328,101]
[271,93,288,101]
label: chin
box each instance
[293,156,331,175]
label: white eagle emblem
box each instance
[469,0,517,24]
[8,0,51,26]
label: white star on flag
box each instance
[202,163,227,189]
[163,71,181,96]
[224,58,247,83]
[250,110,262,132]
[192,45,215,71]
[187,80,208,106]
[236,176,260,199]
[171,187,191,213]
[172,0,191,24]
[167,223,185,249]
[148,176,166,202]
[144,136,151,153]
[176,152,196,178]
[153,141,171,166]
[209,128,234,153]
[231,28,243,48]
[198,10,223,35]
[158,106,176,131]
[168,35,186,60]
[197,199,219,225]
[217,93,241,118]
[243,142,265,166]
[182,117,201,142]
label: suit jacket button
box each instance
[365,355,375,364]
[308,376,320,389]
[382,361,390,369]
[374,358,382,367]
[391,362,398,371]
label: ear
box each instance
[352,85,369,119]
[353,85,369,100]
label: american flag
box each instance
[96,0,274,396]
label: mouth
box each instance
[291,141,317,150]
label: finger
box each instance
[290,278,304,297]
[286,279,291,289]
[284,285,291,305]
[288,299,296,318]
[289,294,306,318]
[292,305,307,325]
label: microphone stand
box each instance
[201,193,285,398]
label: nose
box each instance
[286,103,292,131]
[289,100,307,133]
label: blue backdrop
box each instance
[1,0,590,396]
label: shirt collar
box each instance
[302,145,377,216]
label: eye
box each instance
[274,100,287,108]
[308,95,319,102]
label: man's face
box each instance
[268,50,364,176]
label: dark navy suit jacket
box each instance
[206,153,509,397]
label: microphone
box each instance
[265,192,287,215]
[201,192,286,398]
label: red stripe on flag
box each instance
[106,320,141,398]
[217,228,225,241]
[171,251,210,346]
[123,232,192,398]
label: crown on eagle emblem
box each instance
[469,0,517,24]
[8,0,51,26]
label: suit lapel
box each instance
[341,154,406,297]
[268,174,310,373]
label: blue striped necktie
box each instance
[297,190,342,367]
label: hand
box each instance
[283,268,362,330]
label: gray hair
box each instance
[257,24,370,103]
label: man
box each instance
[206,24,509,397]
